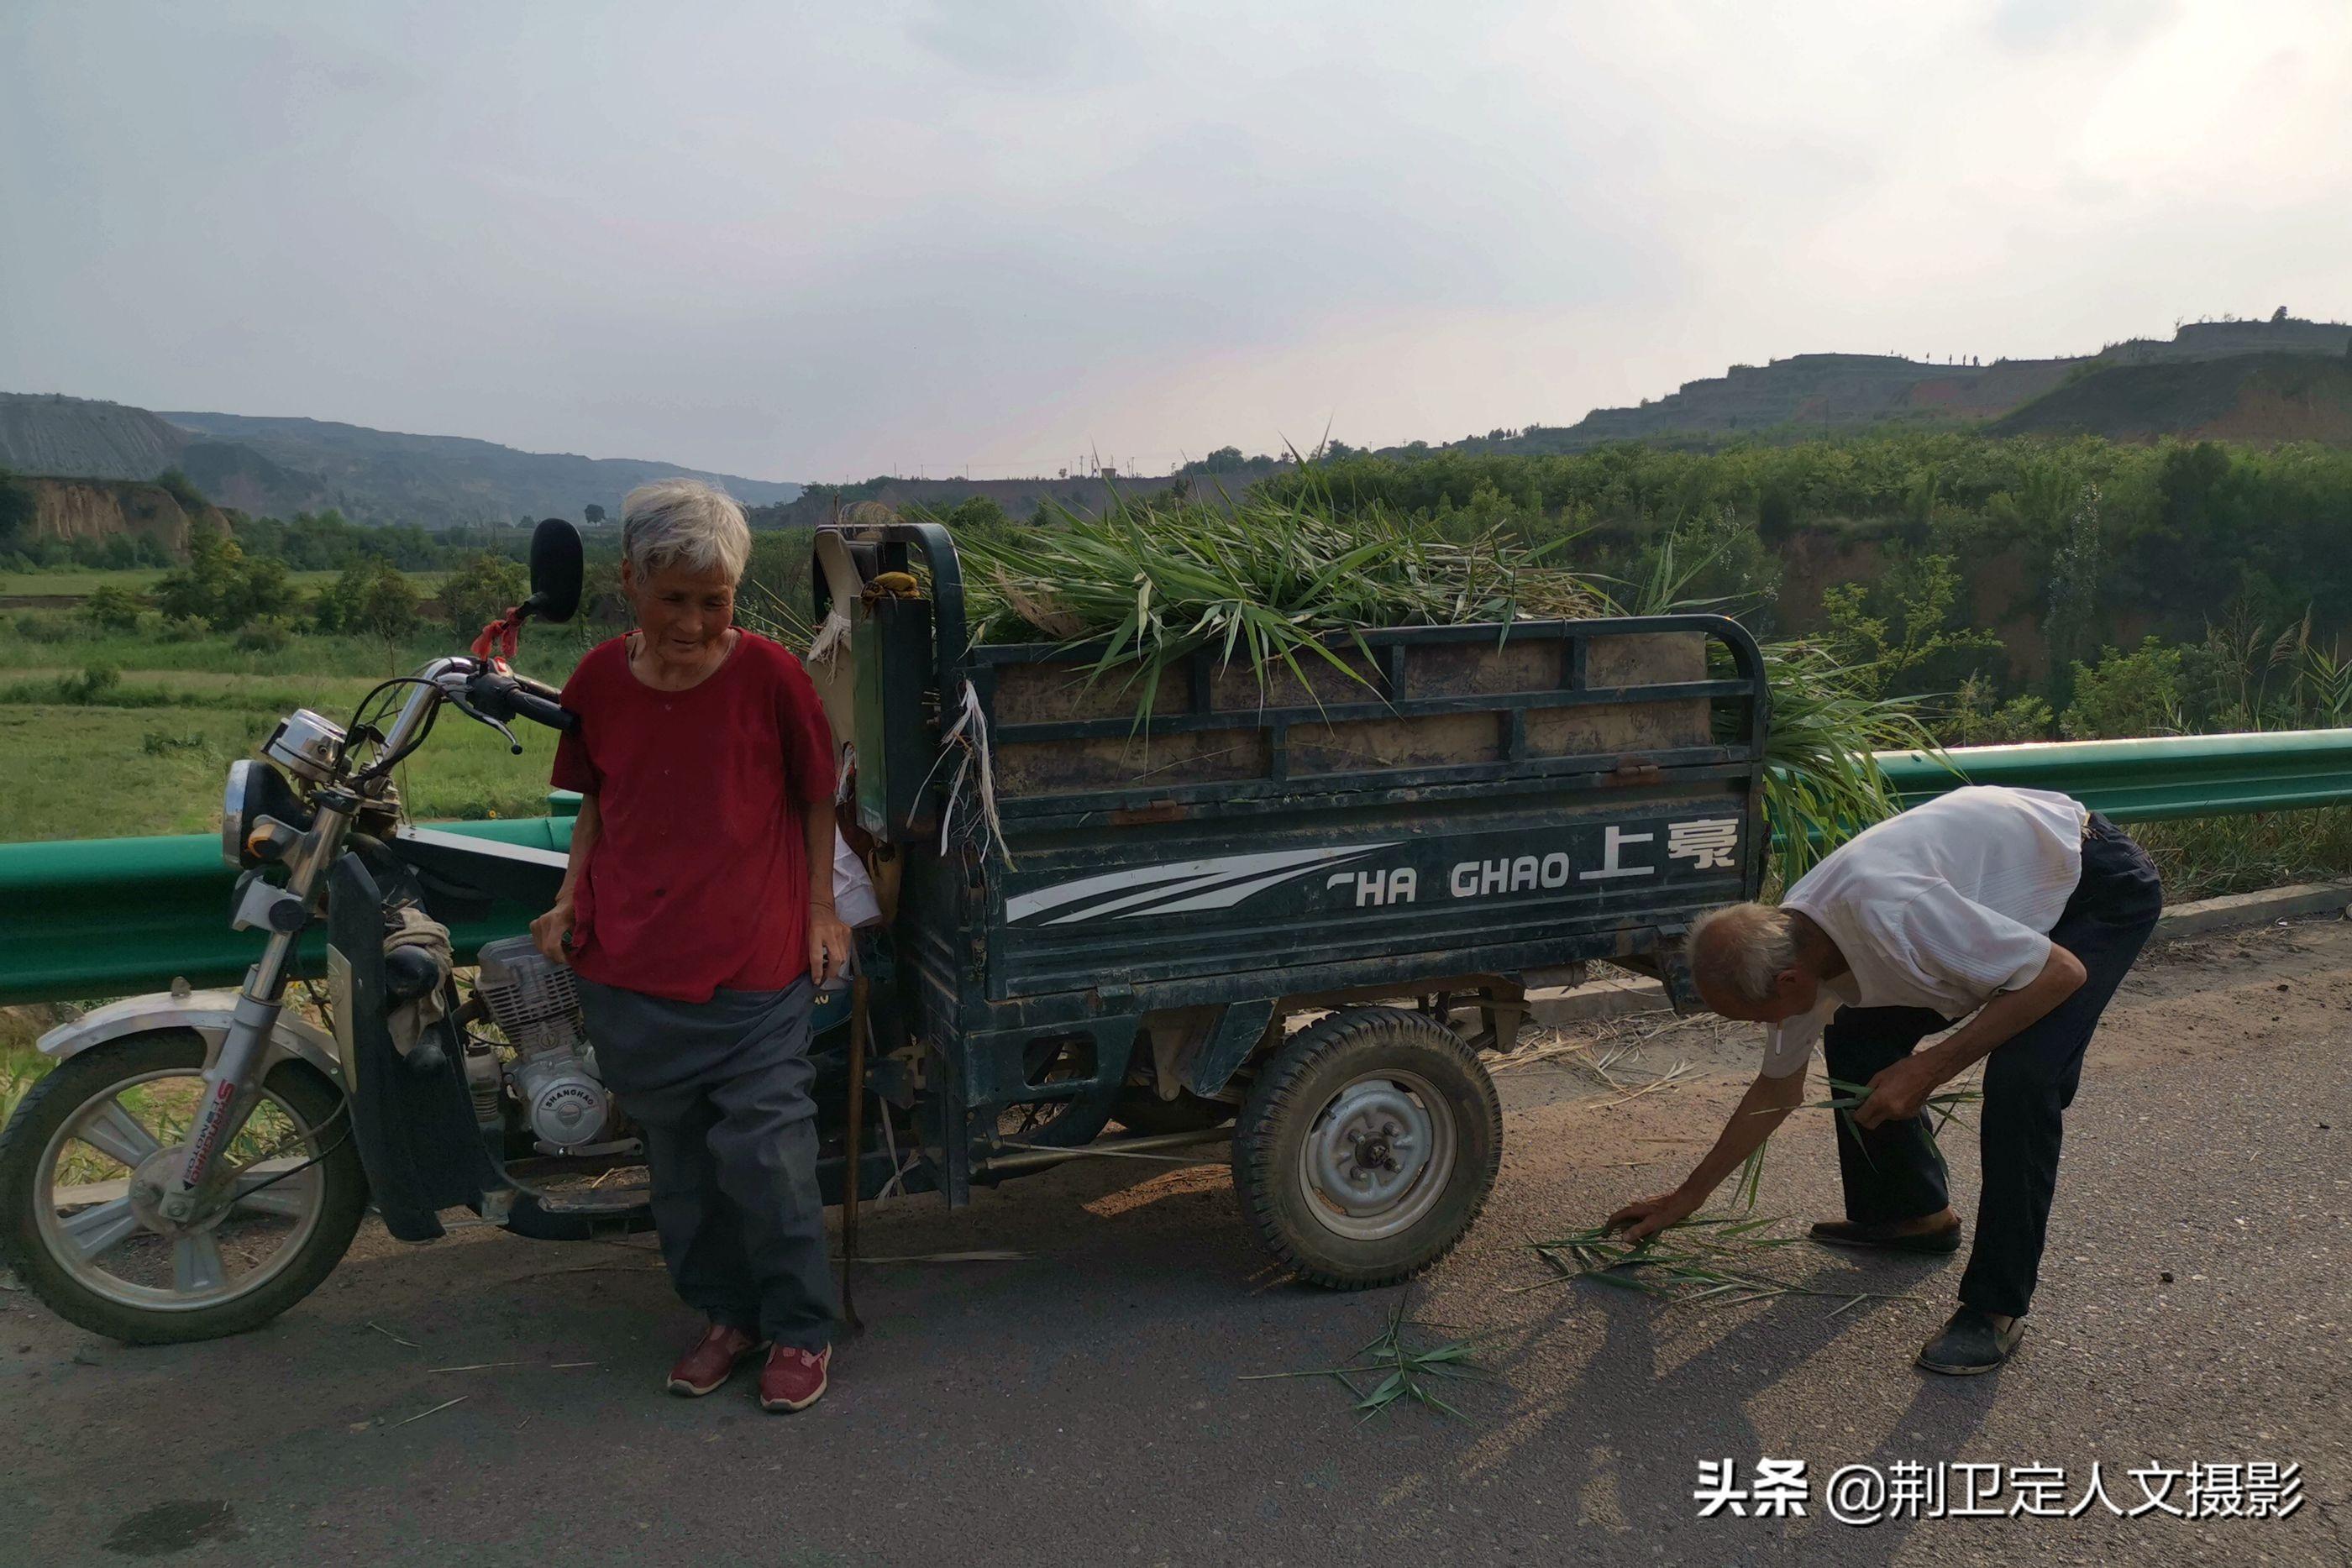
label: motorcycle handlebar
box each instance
[464,669,579,734]
[508,687,577,734]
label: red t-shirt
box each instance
[550,631,836,1002]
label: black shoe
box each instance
[1915,1307,2024,1376]
[1809,1218,1963,1255]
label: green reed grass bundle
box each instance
[764,493,1931,874]
[1759,1075,1984,1169]
[1818,1075,1982,1133]
[740,578,818,653]
[956,494,1607,720]
[1739,640,1945,884]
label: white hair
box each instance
[620,479,751,584]
[1688,902,1801,1005]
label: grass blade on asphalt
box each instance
[1524,1217,1919,1317]
[1242,1296,1496,1422]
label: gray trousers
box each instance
[575,976,835,1350]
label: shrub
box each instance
[1945,675,2054,746]
[312,559,421,641]
[933,495,1011,531]
[0,465,34,550]
[62,533,168,570]
[577,557,630,627]
[437,551,529,637]
[234,616,294,653]
[80,582,147,632]
[154,468,209,512]
[55,663,122,705]
[152,532,292,632]
[2061,638,2184,740]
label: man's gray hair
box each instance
[1688,902,1801,1005]
[621,479,751,584]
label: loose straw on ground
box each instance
[390,1396,466,1428]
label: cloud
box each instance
[901,0,1145,85]
[1,0,2346,480]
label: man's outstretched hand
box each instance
[1604,1188,1701,1245]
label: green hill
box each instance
[1988,353,2352,444]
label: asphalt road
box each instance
[4,920,2349,1566]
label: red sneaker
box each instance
[665,1324,768,1398]
[759,1345,831,1413]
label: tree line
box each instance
[1245,433,2350,727]
[70,529,530,653]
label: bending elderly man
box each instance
[1606,785,2161,1374]
[531,479,849,1412]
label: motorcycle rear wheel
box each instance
[0,1030,367,1345]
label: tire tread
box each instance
[1231,1007,1502,1290]
[0,1032,367,1345]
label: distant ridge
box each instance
[160,411,801,526]
[1399,315,2352,456]
[0,393,801,527]
[0,394,187,482]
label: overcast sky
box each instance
[3,2,2348,481]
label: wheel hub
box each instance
[29,1053,339,1324]
[125,1145,204,1238]
[1309,1082,1434,1219]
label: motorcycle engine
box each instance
[472,935,618,1151]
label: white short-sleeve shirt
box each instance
[1758,786,2090,1078]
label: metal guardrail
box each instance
[0,817,573,1007]
[3,730,2349,1008]
[1876,729,2352,822]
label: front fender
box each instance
[35,990,346,1091]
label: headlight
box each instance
[262,709,347,784]
[222,759,312,868]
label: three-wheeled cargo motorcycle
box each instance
[0,517,1767,1343]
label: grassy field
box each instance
[0,600,591,1125]
[0,567,448,600]
[0,607,588,842]
[2137,808,2352,904]
[0,568,173,598]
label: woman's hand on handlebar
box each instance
[530,899,575,968]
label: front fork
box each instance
[156,796,354,1223]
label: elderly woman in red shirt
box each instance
[530,478,848,1413]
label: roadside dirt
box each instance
[3,917,2347,1565]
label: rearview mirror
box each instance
[522,518,583,625]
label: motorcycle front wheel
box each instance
[0,1030,368,1344]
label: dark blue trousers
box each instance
[1820,815,2162,1319]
